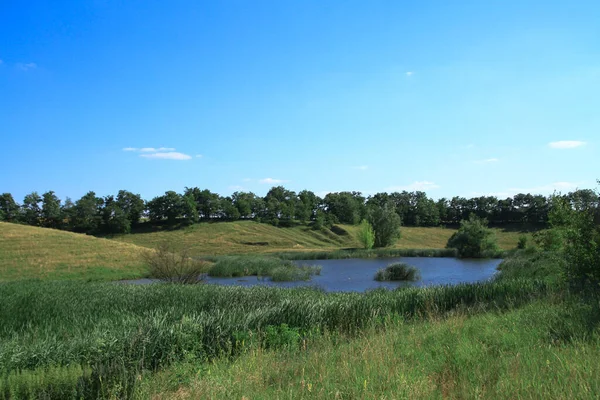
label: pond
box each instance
[122,257,503,293]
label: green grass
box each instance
[270,265,322,282]
[111,221,526,257]
[139,298,600,399]
[207,256,320,281]
[0,276,552,398]
[374,262,421,281]
[0,222,149,282]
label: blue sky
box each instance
[1,0,599,202]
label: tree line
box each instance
[0,186,598,235]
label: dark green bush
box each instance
[374,263,420,281]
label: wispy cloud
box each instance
[386,181,440,192]
[353,165,369,171]
[140,152,192,160]
[474,158,499,164]
[139,147,176,152]
[405,71,414,77]
[16,62,37,71]
[123,147,193,160]
[195,154,203,158]
[548,140,586,149]
[259,178,289,185]
[243,178,252,182]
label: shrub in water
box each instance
[374,263,420,281]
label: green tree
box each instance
[72,191,104,233]
[446,215,499,258]
[221,196,241,221]
[0,193,20,222]
[22,192,42,226]
[368,203,401,248]
[547,191,600,287]
[41,191,62,228]
[116,190,145,227]
[147,191,184,224]
[181,194,199,224]
[102,195,131,234]
[357,219,375,249]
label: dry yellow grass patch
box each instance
[0,222,149,281]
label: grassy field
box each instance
[112,220,525,257]
[1,218,598,399]
[140,299,600,399]
[0,222,148,281]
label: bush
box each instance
[517,235,528,249]
[357,219,375,249]
[143,242,210,284]
[374,263,420,281]
[446,215,499,258]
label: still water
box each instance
[205,257,502,292]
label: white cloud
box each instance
[353,165,369,170]
[139,147,176,152]
[386,181,440,192]
[140,152,192,160]
[405,71,414,77]
[195,154,203,158]
[474,158,499,164]
[122,147,138,151]
[16,62,37,71]
[259,178,289,185]
[548,141,586,149]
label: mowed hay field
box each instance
[113,221,525,257]
[0,222,148,281]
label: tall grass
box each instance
[0,279,551,382]
[275,247,462,260]
[374,263,420,281]
[207,256,318,281]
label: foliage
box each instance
[41,191,62,229]
[374,263,420,281]
[357,219,375,249]
[548,192,600,287]
[495,248,565,285]
[21,192,42,226]
[0,193,20,222]
[517,235,528,249]
[143,242,209,284]
[368,203,402,248]
[446,215,499,258]
[115,190,145,226]
[71,191,104,234]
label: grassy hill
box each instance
[0,220,526,282]
[0,222,148,282]
[112,220,525,256]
